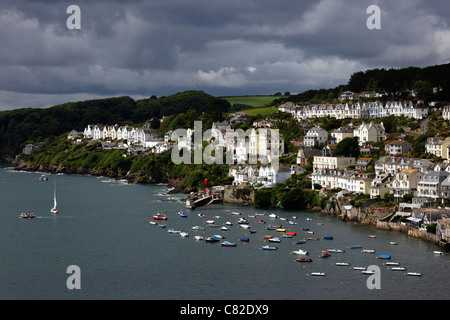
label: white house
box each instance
[353,121,385,146]
[83,125,93,139]
[304,127,328,147]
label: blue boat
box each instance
[261,245,278,250]
[377,254,392,259]
[249,230,257,234]
[205,237,220,243]
[323,236,333,240]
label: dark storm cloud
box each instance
[0,0,449,110]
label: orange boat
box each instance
[263,235,273,239]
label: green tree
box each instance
[334,137,360,158]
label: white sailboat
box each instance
[51,182,58,214]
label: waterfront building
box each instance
[417,170,450,200]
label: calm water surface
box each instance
[0,167,449,300]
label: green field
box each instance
[222,95,285,108]
[240,106,279,116]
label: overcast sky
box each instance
[0,0,449,111]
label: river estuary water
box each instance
[0,167,449,300]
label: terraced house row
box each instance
[279,100,429,120]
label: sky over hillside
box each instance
[1,0,449,110]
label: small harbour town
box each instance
[16,89,450,252]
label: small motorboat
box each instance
[159,224,166,228]
[390,267,407,271]
[206,220,215,224]
[179,212,187,218]
[368,235,377,238]
[320,251,331,258]
[307,237,319,241]
[434,251,444,255]
[263,235,273,239]
[376,255,392,259]
[240,238,250,242]
[192,226,205,230]
[220,226,229,231]
[295,240,307,244]
[362,270,376,275]
[385,262,400,266]
[322,235,333,240]
[220,241,237,247]
[249,230,257,234]
[390,242,398,245]
[40,175,48,181]
[268,214,278,219]
[237,218,249,224]
[240,225,250,229]
[353,266,367,270]
[362,249,375,253]
[258,220,266,224]
[350,245,362,249]
[193,236,203,241]
[335,262,350,266]
[261,245,277,251]
[213,234,225,239]
[205,237,220,243]
[310,272,326,276]
[295,258,312,262]
[292,249,308,255]
[168,229,181,234]
[231,211,241,215]
[282,234,293,238]
[20,212,35,219]
[225,221,233,226]
[180,232,189,237]
[153,213,167,220]
[328,248,344,253]
[268,237,281,243]
[407,272,422,277]
[149,221,157,225]
[275,228,286,233]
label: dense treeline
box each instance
[270,63,450,105]
[0,91,215,157]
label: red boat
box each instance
[153,213,167,220]
[220,241,237,247]
[286,231,297,236]
[20,212,35,219]
[320,251,331,258]
[295,258,312,262]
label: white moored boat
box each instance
[292,249,308,255]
